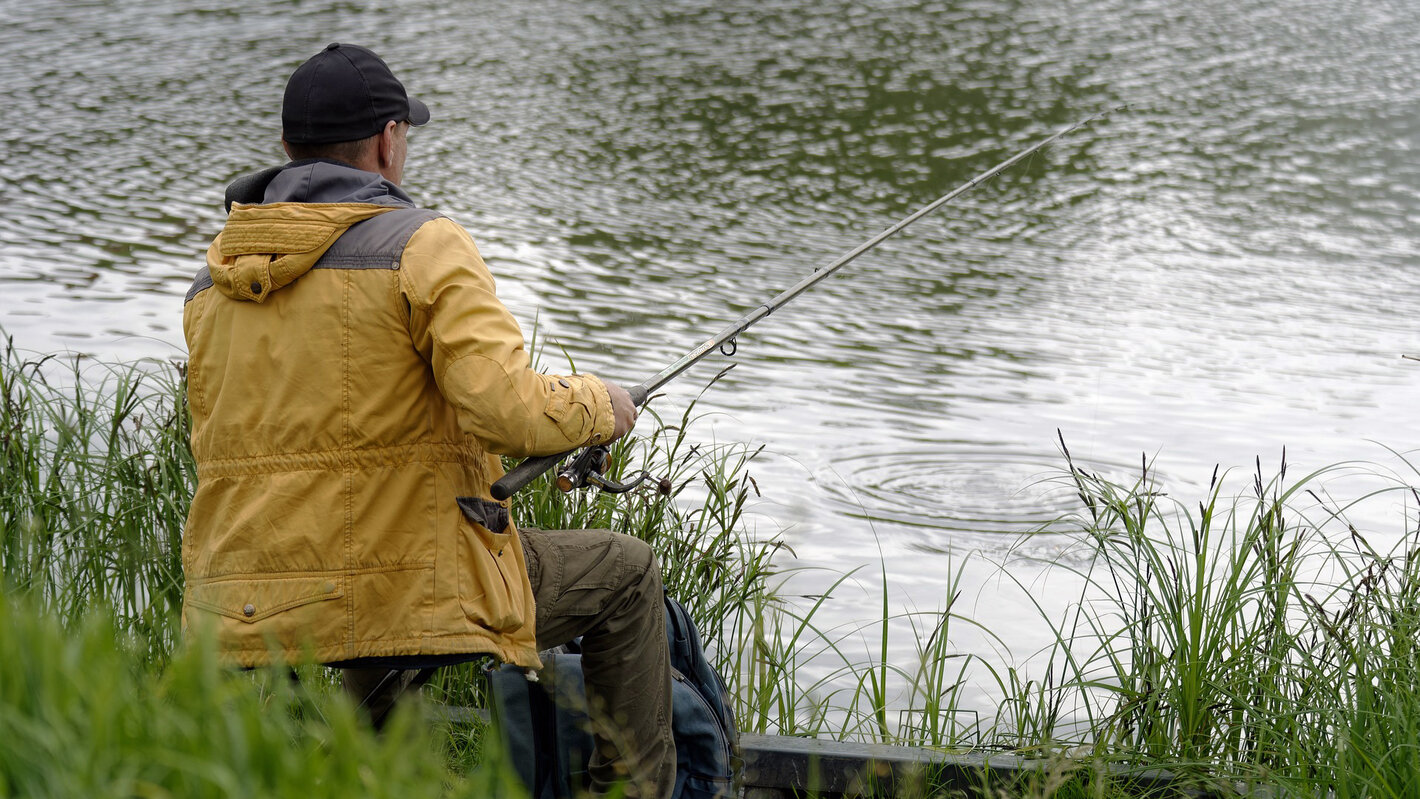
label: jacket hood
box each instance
[208,161,413,303]
[262,160,416,205]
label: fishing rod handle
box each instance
[489,382,651,501]
[491,450,567,500]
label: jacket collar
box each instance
[262,159,416,207]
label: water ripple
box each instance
[813,443,1149,541]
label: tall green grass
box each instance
[0,591,530,799]
[728,436,1420,796]
[9,340,1420,797]
[1021,439,1420,794]
[0,338,191,664]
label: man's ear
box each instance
[282,138,294,160]
[379,121,398,167]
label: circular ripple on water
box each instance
[813,443,1135,537]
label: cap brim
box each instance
[408,97,431,126]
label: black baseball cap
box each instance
[282,43,431,145]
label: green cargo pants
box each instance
[341,528,675,799]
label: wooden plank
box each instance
[435,706,1260,797]
[738,733,1212,798]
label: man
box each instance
[181,43,674,798]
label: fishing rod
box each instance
[491,108,1115,501]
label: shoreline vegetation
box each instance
[4,341,1419,798]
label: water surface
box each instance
[2,0,1416,721]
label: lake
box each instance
[2,0,1416,725]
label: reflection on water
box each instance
[2,0,1417,703]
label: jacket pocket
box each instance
[456,497,525,634]
[544,382,573,423]
[187,575,343,624]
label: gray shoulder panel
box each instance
[185,267,214,303]
[317,208,443,270]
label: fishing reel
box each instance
[555,445,659,494]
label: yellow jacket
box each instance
[181,161,613,668]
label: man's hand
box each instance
[604,380,639,442]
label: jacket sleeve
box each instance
[399,217,616,457]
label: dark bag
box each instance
[489,594,739,799]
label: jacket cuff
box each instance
[579,374,616,446]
